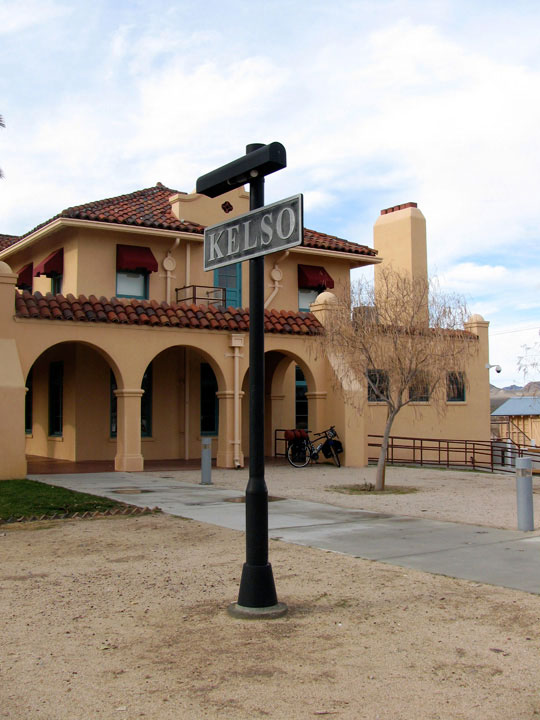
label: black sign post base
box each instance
[227,561,286,618]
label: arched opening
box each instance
[138,345,225,463]
[24,341,121,466]
[241,350,317,459]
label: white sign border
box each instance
[203,193,304,271]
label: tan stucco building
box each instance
[0,186,490,479]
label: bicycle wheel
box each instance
[330,443,341,468]
[287,441,311,468]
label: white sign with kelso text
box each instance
[203,194,303,271]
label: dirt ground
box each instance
[3,462,540,719]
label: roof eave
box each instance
[291,245,381,266]
[0,218,203,259]
[0,217,378,264]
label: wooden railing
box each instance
[490,416,533,446]
[368,434,540,473]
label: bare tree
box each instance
[518,342,540,383]
[319,268,476,490]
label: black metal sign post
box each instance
[197,142,290,618]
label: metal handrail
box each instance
[368,434,540,473]
[175,285,226,306]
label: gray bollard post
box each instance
[201,437,212,485]
[516,457,534,531]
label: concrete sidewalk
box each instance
[32,472,540,595]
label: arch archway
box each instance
[135,344,227,464]
[241,349,319,458]
[24,340,122,464]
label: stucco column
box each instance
[267,393,285,456]
[216,390,242,468]
[305,391,327,434]
[464,314,491,440]
[114,388,144,471]
[0,262,27,479]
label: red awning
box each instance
[117,245,158,273]
[16,263,33,289]
[34,248,63,277]
[298,264,334,290]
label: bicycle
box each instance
[285,425,343,468]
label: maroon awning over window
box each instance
[16,263,33,289]
[298,264,334,290]
[117,245,158,273]
[34,248,63,277]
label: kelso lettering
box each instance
[204,194,303,271]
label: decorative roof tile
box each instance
[3,183,377,258]
[15,291,322,335]
[0,233,19,251]
[302,228,377,257]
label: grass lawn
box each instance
[0,478,125,520]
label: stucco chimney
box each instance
[169,186,250,227]
[373,202,428,325]
[373,203,427,285]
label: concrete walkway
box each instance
[32,472,540,595]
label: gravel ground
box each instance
[2,463,540,719]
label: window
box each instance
[110,371,117,438]
[110,365,152,437]
[447,371,466,402]
[215,264,241,307]
[48,361,63,436]
[116,270,148,299]
[367,369,389,402]
[297,264,334,312]
[200,362,219,435]
[34,249,63,285]
[25,368,33,434]
[51,274,62,294]
[116,245,157,300]
[141,365,153,437]
[295,366,308,429]
[16,264,33,292]
[298,288,319,312]
[409,373,430,403]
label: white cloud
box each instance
[0,0,69,35]
[437,263,509,294]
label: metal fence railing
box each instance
[175,285,226,306]
[274,428,290,458]
[368,434,540,473]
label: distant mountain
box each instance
[490,381,540,412]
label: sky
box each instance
[1,0,539,387]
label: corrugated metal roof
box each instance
[491,397,540,416]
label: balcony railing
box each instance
[175,285,226,306]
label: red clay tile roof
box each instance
[15,291,322,335]
[3,183,376,258]
[0,233,19,251]
[303,228,376,257]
